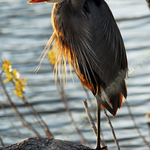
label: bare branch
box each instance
[0,73,40,137]
[0,137,5,147]
[12,80,53,138]
[0,102,22,135]
[125,99,150,148]
[56,82,91,147]
[22,96,53,138]
[103,109,120,150]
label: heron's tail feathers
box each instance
[109,93,123,116]
[98,81,127,116]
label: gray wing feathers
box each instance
[87,1,127,87]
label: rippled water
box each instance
[0,0,150,149]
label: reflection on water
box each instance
[0,0,150,149]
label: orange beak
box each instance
[28,0,48,4]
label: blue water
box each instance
[0,0,150,149]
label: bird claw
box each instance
[93,145,107,150]
[100,146,107,150]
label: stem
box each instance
[103,109,120,150]
[57,82,91,147]
[125,99,150,148]
[0,137,5,147]
[0,72,40,137]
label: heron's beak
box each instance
[28,0,48,4]
[28,0,63,4]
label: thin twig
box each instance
[0,70,3,77]
[103,109,120,150]
[56,82,91,147]
[0,137,5,147]
[12,80,53,138]
[48,60,90,146]
[83,100,97,136]
[0,102,22,135]
[1,63,53,137]
[82,86,96,119]
[22,96,53,138]
[0,71,40,137]
[125,99,150,148]
[83,100,107,149]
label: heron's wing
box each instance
[87,0,128,87]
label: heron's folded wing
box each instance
[87,0,128,87]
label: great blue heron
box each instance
[28,0,128,149]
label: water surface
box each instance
[0,0,150,149]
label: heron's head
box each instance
[28,0,64,4]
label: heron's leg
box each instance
[95,97,106,150]
[95,98,101,150]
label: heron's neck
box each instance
[53,0,86,21]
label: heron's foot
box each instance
[93,145,107,150]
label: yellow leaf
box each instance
[3,60,7,64]
[15,84,20,90]
[14,89,23,98]
[145,113,150,118]
[48,50,56,66]
[13,69,20,79]
[4,73,13,82]
[3,78,12,83]
[3,60,12,72]
[23,78,28,83]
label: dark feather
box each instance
[52,0,128,116]
[83,0,128,115]
[84,0,128,89]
